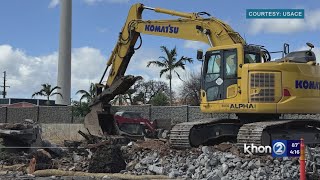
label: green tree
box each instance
[72,100,90,117]
[133,79,169,104]
[76,83,96,103]
[150,92,169,106]
[32,83,62,105]
[147,46,193,105]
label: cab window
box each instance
[207,53,221,74]
[205,53,221,82]
[224,50,237,78]
[244,52,261,63]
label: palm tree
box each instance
[76,83,96,103]
[147,46,193,105]
[32,83,63,105]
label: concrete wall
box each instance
[41,123,86,145]
[7,107,38,123]
[1,105,219,125]
[1,105,320,125]
[0,108,6,123]
[151,106,187,124]
[0,106,73,123]
[113,105,231,123]
[39,106,72,123]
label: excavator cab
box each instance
[200,44,263,103]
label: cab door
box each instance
[222,49,238,99]
[203,49,238,101]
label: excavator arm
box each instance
[85,3,246,137]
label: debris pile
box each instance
[1,139,320,179]
[0,121,319,179]
[121,141,320,180]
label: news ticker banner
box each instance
[246,9,304,19]
[272,140,300,157]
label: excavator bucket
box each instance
[84,104,103,137]
[84,75,142,137]
[84,101,123,137]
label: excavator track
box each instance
[170,119,241,149]
[237,119,320,149]
[171,118,320,149]
[170,121,211,149]
[169,122,193,148]
[237,120,292,148]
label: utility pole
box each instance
[1,71,10,98]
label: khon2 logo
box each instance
[272,140,287,157]
[243,140,300,157]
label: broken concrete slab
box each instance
[0,120,42,149]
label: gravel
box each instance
[121,142,320,180]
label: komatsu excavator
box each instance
[84,3,320,148]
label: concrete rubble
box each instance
[0,122,319,179]
[0,119,42,148]
[121,141,315,180]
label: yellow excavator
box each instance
[84,3,320,148]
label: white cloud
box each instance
[48,0,60,8]
[0,45,105,100]
[184,40,209,50]
[0,45,57,98]
[249,9,320,34]
[0,44,199,101]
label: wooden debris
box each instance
[28,158,36,174]
[0,164,26,171]
[33,169,169,179]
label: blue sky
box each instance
[0,0,319,100]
